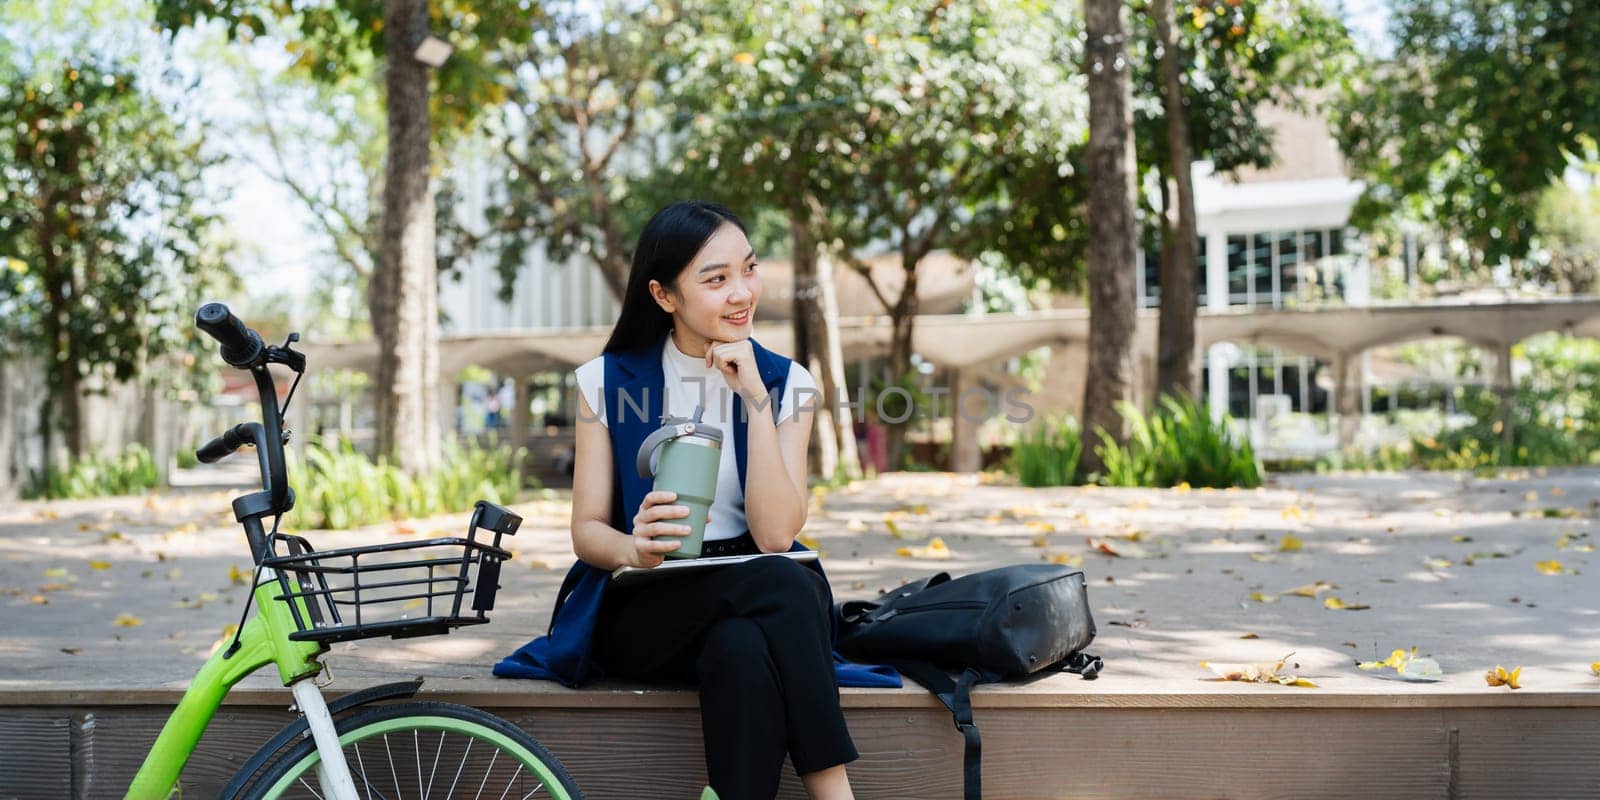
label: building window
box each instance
[1276,231,1300,307]
[1250,233,1273,307]
[1136,236,1208,308]
[1227,235,1249,304]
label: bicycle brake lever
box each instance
[266,332,307,373]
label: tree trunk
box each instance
[1154,0,1199,400]
[789,212,862,481]
[814,248,862,481]
[1081,0,1140,476]
[374,0,441,474]
[884,262,920,471]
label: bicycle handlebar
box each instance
[196,302,264,368]
[197,422,256,464]
[194,302,300,561]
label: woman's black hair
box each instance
[602,200,748,355]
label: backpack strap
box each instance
[889,659,989,800]
[1061,651,1104,680]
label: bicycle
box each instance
[125,302,589,799]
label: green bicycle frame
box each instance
[125,574,326,799]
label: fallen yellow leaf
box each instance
[1045,552,1084,567]
[1247,592,1279,603]
[1485,665,1522,689]
[796,533,821,550]
[1248,553,1277,563]
[28,594,47,605]
[895,537,951,560]
[1025,520,1056,533]
[89,561,111,571]
[1590,662,1599,677]
[402,598,425,611]
[1030,534,1049,548]
[1174,482,1191,493]
[113,613,143,627]
[1423,558,1453,570]
[1281,505,1304,521]
[1201,653,1317,688]
[1324,596,1371,611]
[1535,560,1567,576]
[1357,647,1442,680]
[228,564,249,585]
[1277,533,1303,552]
[1284,581,1336,598]
[43,567,67,578]
[1359,649,1411,671]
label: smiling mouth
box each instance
[723,310,751,322]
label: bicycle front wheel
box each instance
[244,700,583,800]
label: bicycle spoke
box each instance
[519,784,548,800]
[445,737,473,798]
[354,740,376,800]
[384,733,401,799]
[423,730,445,800]
[297,776,325,800]
[496,764,524,800]
[414,730,423,800]
[473,749,500,800]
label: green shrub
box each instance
[24,444,162,499]
[1007,414,1085,487]
[286,439,529,530]
[1095,394,1262,489]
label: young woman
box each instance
[499,201,865,800]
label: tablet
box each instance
[610,550,819,586]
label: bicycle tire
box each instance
[240,700,583,800]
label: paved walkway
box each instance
[2,468,1596,698]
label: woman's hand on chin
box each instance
[705,338,767,401]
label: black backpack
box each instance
[835,564,1102,800]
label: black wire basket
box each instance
[261,500,523,644]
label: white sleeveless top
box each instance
[574,335,818,541]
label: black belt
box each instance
[699,531,760,557]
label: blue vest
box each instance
[494,335,901,689]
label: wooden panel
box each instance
[0,712,72,799]
[12,703,1598,799]
[1449,708,1600,800]
[71,707,294,799]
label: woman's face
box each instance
[652,223,761,343]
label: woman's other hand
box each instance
[629,490,695,568]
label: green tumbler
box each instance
[635,405,723,559]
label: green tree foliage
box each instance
[0,61,230,470]
[1532,158,1600,292]
[1336,0,1600,269]
[455,0,679,302]
[1131,0,1351,185]
[666,0,1088,467]
[152,0,533,135]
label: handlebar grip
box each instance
[196,302,263,368]
[197,423,254,464]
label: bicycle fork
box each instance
[126,572,360,799]
[291,679,360,800]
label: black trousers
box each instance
[592,533,859,800]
